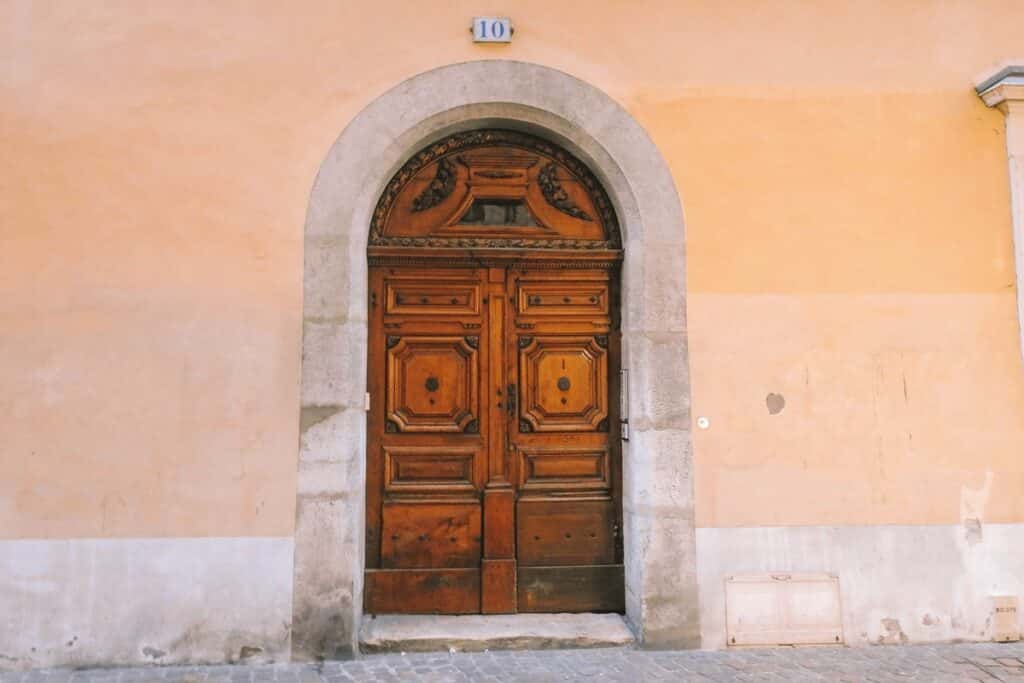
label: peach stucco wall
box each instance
[2,1,1023,539]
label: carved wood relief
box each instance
[385,336,479,432]
[517,335,608,432]
[369,130,621,251]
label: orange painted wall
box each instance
[2,0,1023,538]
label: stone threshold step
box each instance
[359,613,635,654]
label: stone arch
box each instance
[294,60,696,659]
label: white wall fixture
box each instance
[725,573,843,646]
[992,595,1021,642]
[977,66,1024,365]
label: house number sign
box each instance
[472,17,512,43]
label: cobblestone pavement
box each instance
[3,642,1024,683]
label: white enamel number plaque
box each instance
[472,17,512,43]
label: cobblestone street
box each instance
[3,642,1024,683]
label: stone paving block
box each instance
[5,642,1024,683]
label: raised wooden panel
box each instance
[517,282,609,317]
[517,499,615,566]
[385,278,481,316]
[365,569,480,614]
[381,502,482,569]
[383,446,481,494]
[517,565,625,613]
[519,448,610,492]
[386,336,478,432]
[518,335,608,432]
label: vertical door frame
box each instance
[295,60,697,659]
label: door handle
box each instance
[507,383,516,417]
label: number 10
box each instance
[481,20,505,39]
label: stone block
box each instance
[622,332,691,431]
[299,406,366,467]
[300,321,366,408]
[303,236,349,321]
[622,428,694,516]
[359,613,635,653]
[291,495,363,661]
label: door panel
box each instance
[383,446,482,494]
[516,499,616,566]
[517,565,625,613]
[516,281,610,317]
[518,447,611,492]
[381,501,482,568]
[365,569,481,614]
[385,335,479,433]
[508,268,623,613]
[366,264,622,615]
[517,335,608,433]
[384,277,482,316]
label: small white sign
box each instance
[473,17,512,43]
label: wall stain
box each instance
[765,393,785,415]
[141,646,166,660]
[964,517,983,546]
[300,406,343,434]
[877,618,909,645]
[238,646,263,660]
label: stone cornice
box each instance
[977,65,1024,109]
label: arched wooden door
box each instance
[364,130,624,614]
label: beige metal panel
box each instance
[726,573,843,646]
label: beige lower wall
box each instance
[0,536,294,670]
[697,523,1024,649]
[4,525,1022,670]
[690,292,1024,528]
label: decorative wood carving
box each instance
[518,335,608,433]
[387,335,402,348]
[464,335,479,349]
[368,254,621,270]
[518,336,533,349]
[386,336,478,432]
[369,130,621,251]
[519,419,533,433]
[538,162,594,221]
[411,158,457,212]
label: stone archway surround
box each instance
[294,60,697,659]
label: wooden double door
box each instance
[365,263,623,614]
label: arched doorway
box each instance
[295,61,696,659]
[364,130,624,614]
